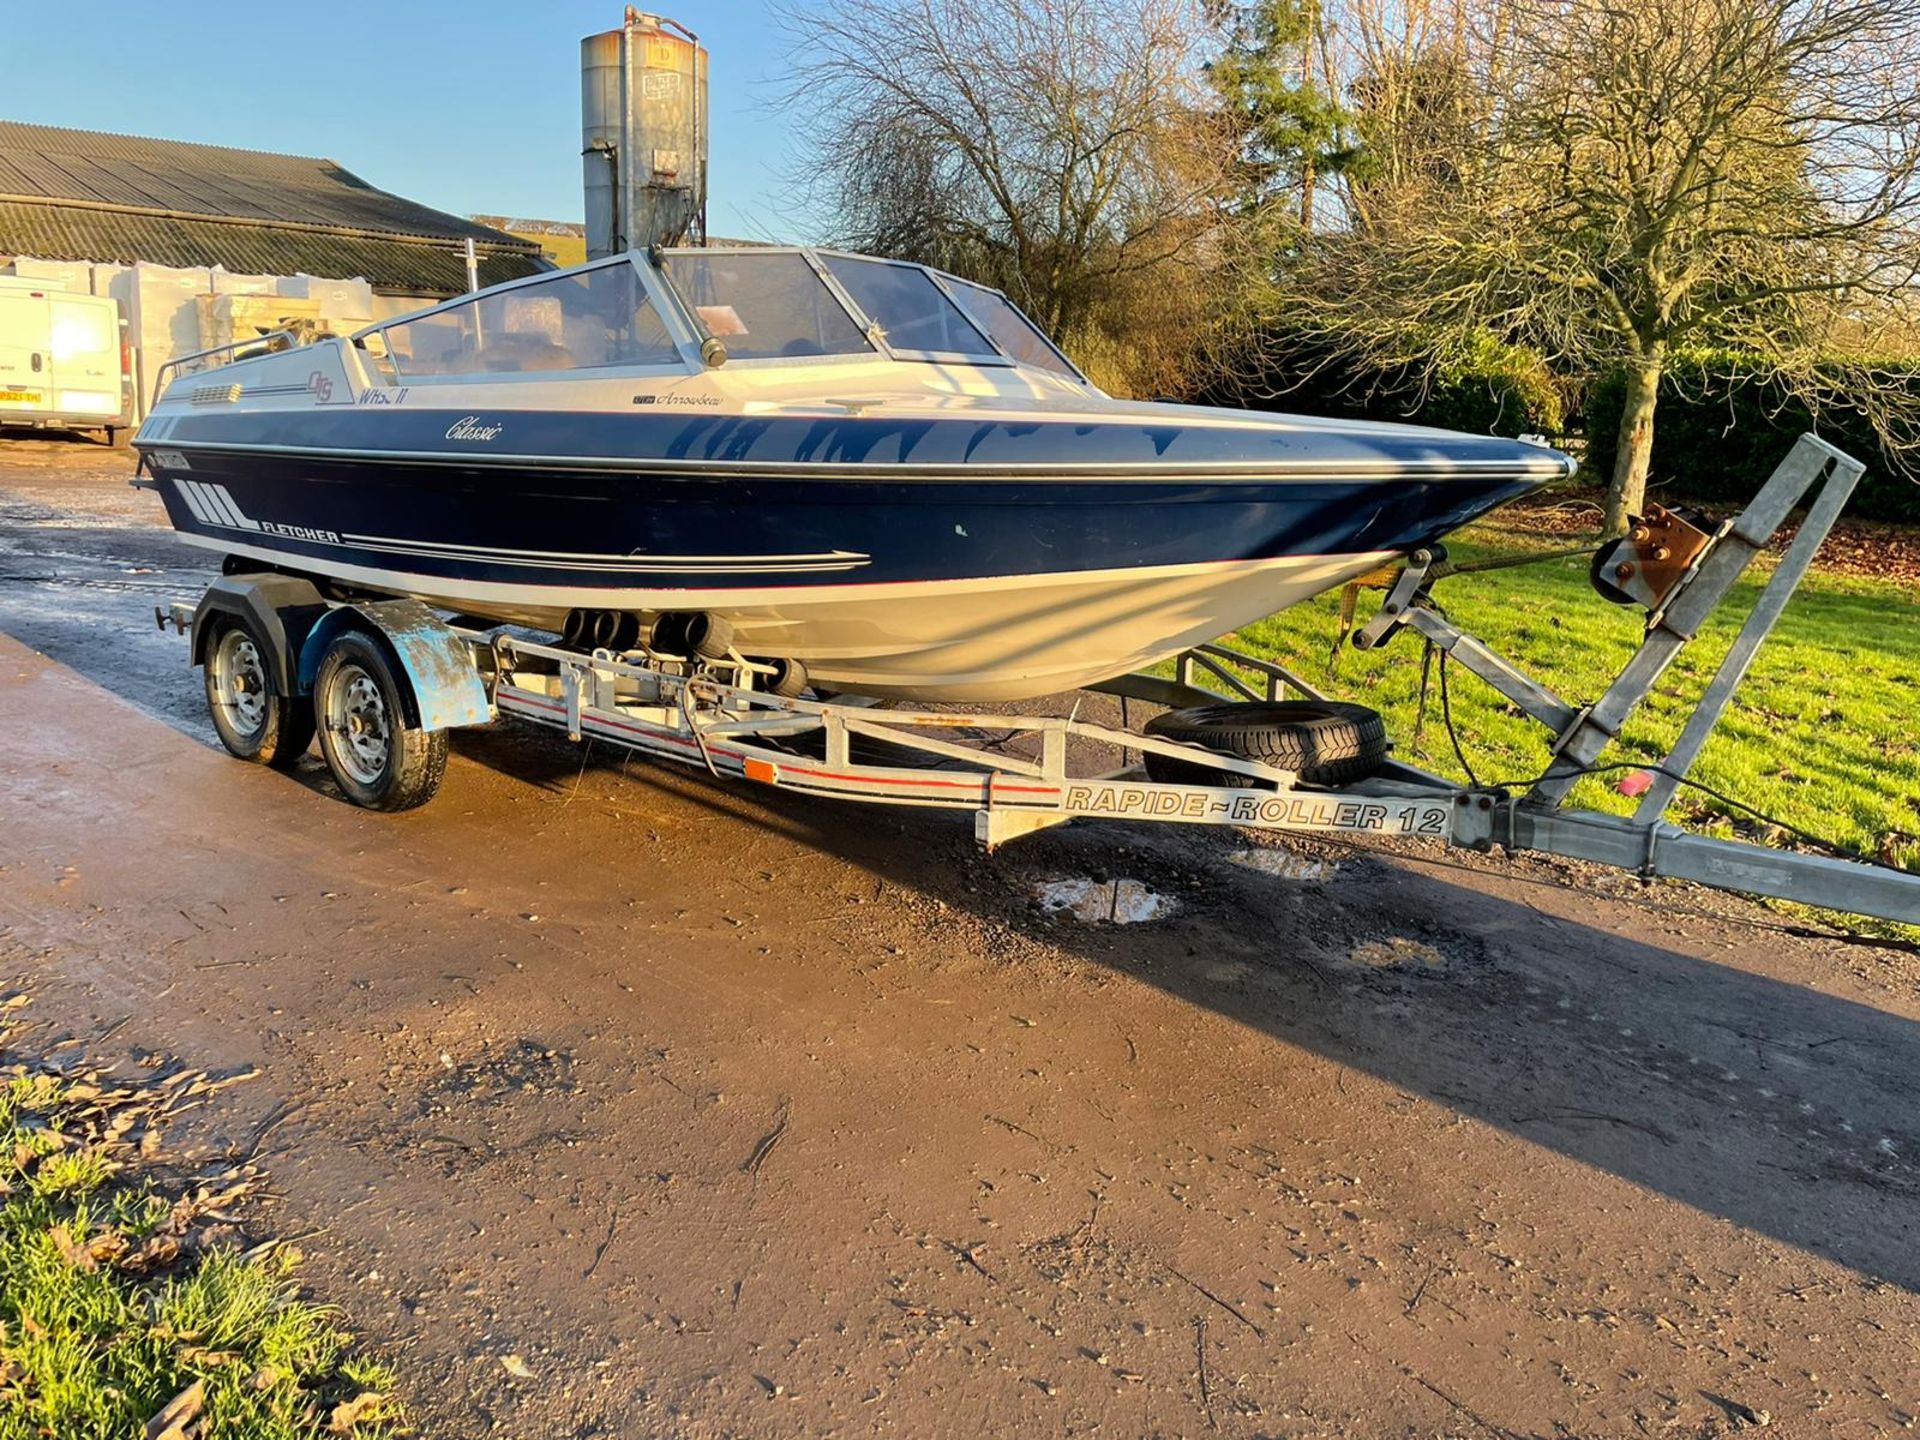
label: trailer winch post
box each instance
[1339,432,1915,923]
[1626,444,1863,822]
[1527,434,1863,806]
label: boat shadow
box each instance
[448,713,1920,1296]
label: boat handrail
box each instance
[151,329,306,405]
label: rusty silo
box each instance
[581,11,709,256]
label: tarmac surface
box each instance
[3,433,1918,1438]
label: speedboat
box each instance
[134,247,1572,701]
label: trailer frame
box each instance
[157,433,1920,926]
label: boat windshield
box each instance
[818,254,998,360]
[657,250,876,361]
[939,277,1082,379]
[654,247,1087,380]
[378,263,680,377]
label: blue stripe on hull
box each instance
[146,446,1535,592]
[153,407,1566,476]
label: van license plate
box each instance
[0,389,43,404]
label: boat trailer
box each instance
[157,434,1918,927]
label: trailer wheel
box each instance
[1142,701,1389,788]
[204,619,314,768]
[313,631,447,811]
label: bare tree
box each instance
[774,0,1231,342]
[1334,0,1502,193]
[1272,0,1920,529]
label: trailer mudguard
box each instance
[190,573,328,696]
[296,600,492,732]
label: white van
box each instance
[0,282,133,442]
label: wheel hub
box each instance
[326,665,391,785]
[212,631,269,736]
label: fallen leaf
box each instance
[500,1353,535,1380]
[50,1224,98,1273]
[328,1391,388,1432]
[124,1234,182,1272]
[187,1067,261,1097]
[144,1379,204,1440]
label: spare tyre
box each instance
[1142,701,1389,788]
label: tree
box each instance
[774,0,1231,342]
[1273,0,1920,530]
[1206,1,1358,234]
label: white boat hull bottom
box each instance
[717,552,1401,699]
[181,537,1398,701]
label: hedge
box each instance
[1196,327,1564,439]
[1585,354,1920,525]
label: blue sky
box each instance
[5,2,815,240]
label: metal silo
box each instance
[581,10,709,256]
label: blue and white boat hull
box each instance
[138,411,1554,698]
[135,247,1572,700]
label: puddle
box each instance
[1033,877,1175,924]
[1230,849,1341,882]
[423,1038,577,1112]
[1345,937,1449,972]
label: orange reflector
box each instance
[744,758,780,785]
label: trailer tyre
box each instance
[204,619,314,768]
[1142,701,1389,788]
[313,631,447,811]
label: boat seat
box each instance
[482,333,578,372]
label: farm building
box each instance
[0,120,546,417]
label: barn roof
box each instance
[0,121,546,295]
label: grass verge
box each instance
[0,992,401,1440]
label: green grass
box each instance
[1230,525,1920,870]
[0,1016,403,1440]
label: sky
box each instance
[3,2,818,241]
